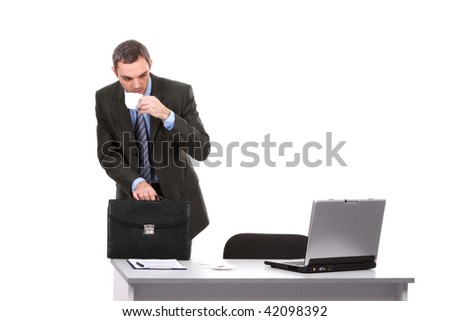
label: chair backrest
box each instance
[223,233,308,259]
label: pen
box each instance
[136,261,145,267]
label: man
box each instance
[96,40,210,238]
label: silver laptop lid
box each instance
[304,199,385,266]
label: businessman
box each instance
[96,40,210,238]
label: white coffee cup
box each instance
[124,92,143,109]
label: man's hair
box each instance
[112,40,151,70]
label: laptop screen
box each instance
[304,199,385,266]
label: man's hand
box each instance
[132,181,159,201]
[138,96,171,121]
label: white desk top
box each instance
[111,259,415,285]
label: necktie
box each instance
[135,112,152,182]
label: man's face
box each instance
[113,56,151,94]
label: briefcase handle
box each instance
[140,195,166,201]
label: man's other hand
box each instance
[138,96,171,121]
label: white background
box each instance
[0,0,449,320]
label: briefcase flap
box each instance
[107,199,191,259]
[108,199,190,228]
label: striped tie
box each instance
[135,112,152,182]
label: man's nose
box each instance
[132,79,140,89]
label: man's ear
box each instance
[111,66,118,77]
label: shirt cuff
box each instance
[131,177,147,193]
[163,111,175,131]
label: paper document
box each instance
[128,259,187,270]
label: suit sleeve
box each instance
[96,91,139,197]
[169,85,210,161]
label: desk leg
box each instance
[396,283,408,301]
[113,269,134,301]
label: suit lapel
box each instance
[113,84,135,139]
[149,73,165,144]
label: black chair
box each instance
[223,233,308,259]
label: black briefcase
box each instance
[107,199,191,259]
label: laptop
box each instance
[265,199,385,273]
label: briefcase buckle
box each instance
[143,224,155,235]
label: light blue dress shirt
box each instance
[130,77,175,193]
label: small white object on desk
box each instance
[198,262,236,270]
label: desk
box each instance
[111,259,414,301]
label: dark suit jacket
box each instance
[96,73,210,238]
